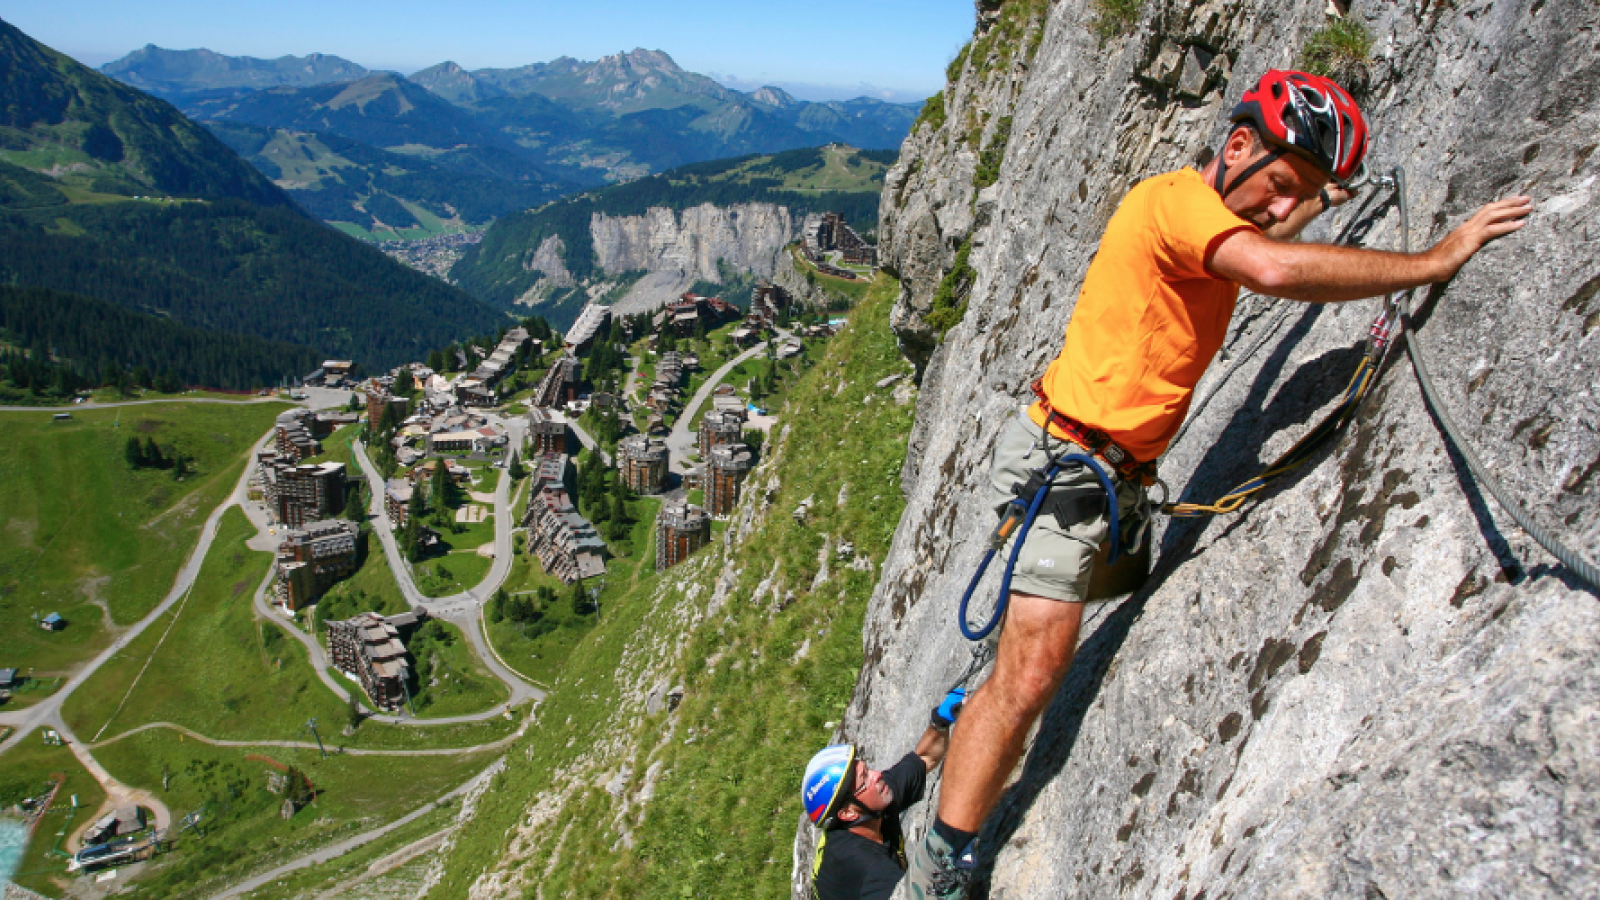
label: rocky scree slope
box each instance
[810,1,1600,898]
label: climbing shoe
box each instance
[904,830,976,899]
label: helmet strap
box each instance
[830,798,883,831]
[1218,146,1284,199]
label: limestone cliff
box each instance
[587,202,797,314]
[809,1,1600,898]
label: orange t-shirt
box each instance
[1030,167,1258,461]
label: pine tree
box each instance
[125,436,145,468]
[344,482,365,521]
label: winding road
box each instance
[664,336,780,473]
[0,393,542,878]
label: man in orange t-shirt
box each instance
[906,71,1533,899]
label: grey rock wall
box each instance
[806,1,1600,897]
[589,202,798,314]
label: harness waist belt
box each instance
[1029,378,1158,485]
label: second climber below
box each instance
[903,70,1533,899]
[804,688,966,900]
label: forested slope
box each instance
[0,19,506,373]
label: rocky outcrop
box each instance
[514,234,576,303]
[809,1,1600,898]
[531,200,800,315]
[878,1,1047,374]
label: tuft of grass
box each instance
[946,44,971,83]
[927,239,976,336]
[973,116,1015,191]
[913,90,948,134]
[1299,17,1374,92]
[1091,0,1144,41]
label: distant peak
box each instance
[751,85,797,107]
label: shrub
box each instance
[1091,0,1144,41]
[1299,17,1374,94]
[914,91,948,133]
[927,240,975,336]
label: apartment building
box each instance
[706,442,754,516]
[698,409,745,458]
[327,610,425,712]
[261,458,346,527]
[274,519,360,611]
[520,459,608,584]
[619,434,669,494]
[535,356,582,408]
[655,500,710,571]
[527,407,572,456]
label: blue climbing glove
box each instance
[931,687,967,730]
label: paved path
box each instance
[664,338,775,473]
[208,759,505,900]
[567,417,612,466]
[91,720,526,758]
[350,432,546,713]
[0,386,351,414]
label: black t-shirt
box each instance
[812,752,929,900]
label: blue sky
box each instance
[3,1,975,103]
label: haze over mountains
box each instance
[99,45,920,239]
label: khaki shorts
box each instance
[985,410,1141,603]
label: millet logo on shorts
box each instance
[1036,558,1055,568]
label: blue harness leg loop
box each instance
[958,454,1120,641]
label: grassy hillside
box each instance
[453,145,893,311]
[0,19,292,208]
[426,273,916,897]
[0,20,507,371]
[0,402,288,677]
[207,121,560,237]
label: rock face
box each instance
[805,1,1600,898]
[581,202,797,314]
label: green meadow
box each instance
[0,402,290,678]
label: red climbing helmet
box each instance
[1230,70,1369,186]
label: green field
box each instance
[407,619,509,718]
[59,508,348,744]
[90,729,500,899]
[0,402,290,677]
[58,509,515,750]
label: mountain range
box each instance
[0,18,506,383]
[99,46,919,238]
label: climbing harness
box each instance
[956,421,1124,641]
